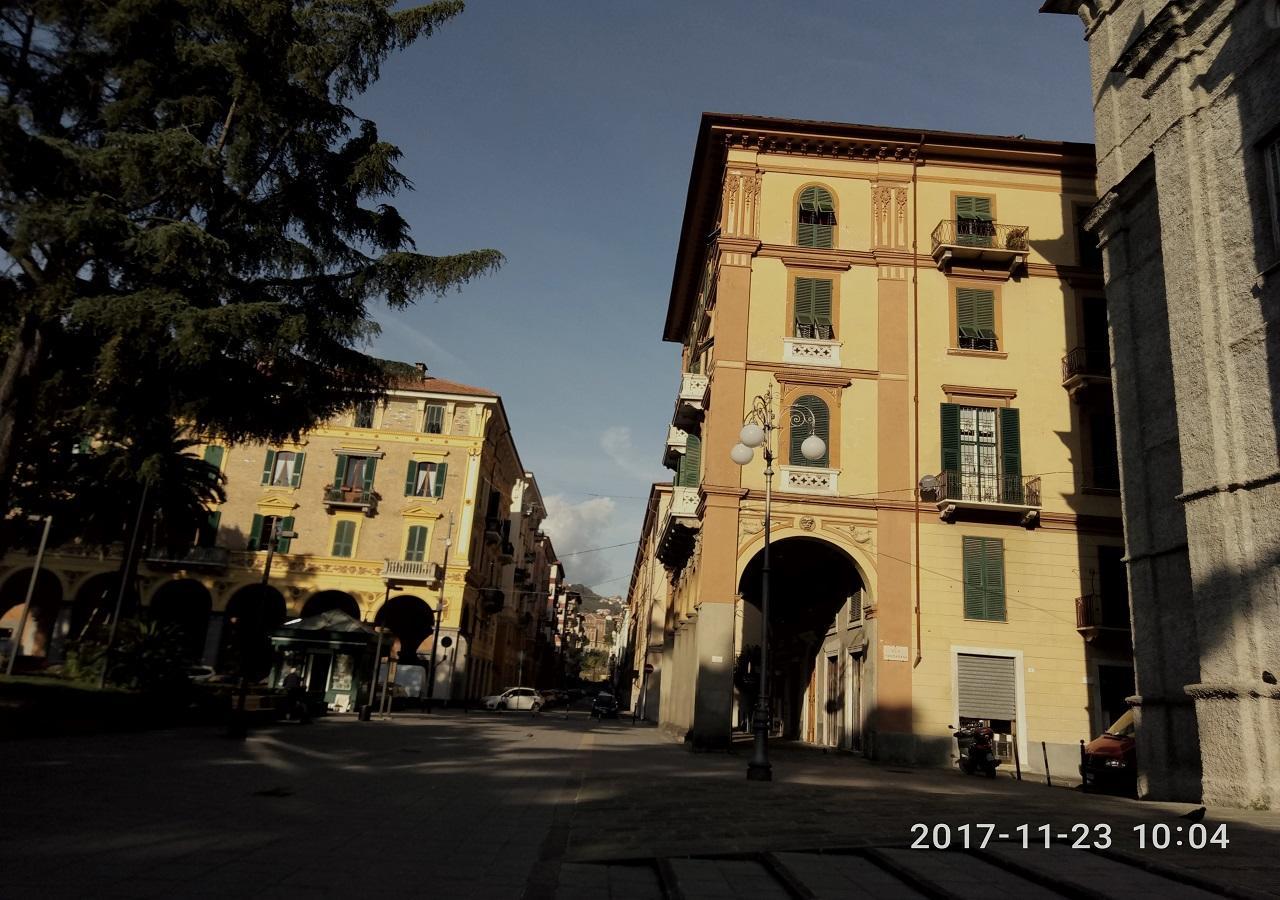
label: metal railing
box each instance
[1062,346,1110,382]
[937,470,1041,507]
[382,559,441,581]
[931,220,1030,252]
[1075,593,1129,631]
[145,546,230,568]
[323,486,377,509]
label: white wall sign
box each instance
[883,644,909,661]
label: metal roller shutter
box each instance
[956,653,1017,720]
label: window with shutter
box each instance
[956,288,997,350]
[276,516,295,553]
[406,461,439,497]
[267,450,299,487]
[198,511,221,548]
[424,404,446,434]
[433,462,448,498]
[676,434,701,488]
[405,525,429,562]
[203,445,225,470]
[788,395,830,467]
[962,536,1006,621]
[354,401,375,428]
[955,195,994,247]
[332,520,356,558]
[797,186,836,248]
[794,277,835,339]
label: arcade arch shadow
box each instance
[148,579,213,661]
[375,594,435,663]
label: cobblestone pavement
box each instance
[1,709,1277,899]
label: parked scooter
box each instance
[950,724,999,777]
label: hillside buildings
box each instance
[1042,0,1280,808]
[626,113,1127,776]
[0,368,564,705]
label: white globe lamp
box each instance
[730,442,755,466]
[800,433,826,462]
[739,423,765,448]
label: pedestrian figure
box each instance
[283,667,310,723]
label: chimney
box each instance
[414,362,429,381]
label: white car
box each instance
[482,687,543,711]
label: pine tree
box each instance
[0,1,501,520]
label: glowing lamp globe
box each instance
[730,442,755,466]
[739,423,765,448]
[800,434,827,462]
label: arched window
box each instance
[797,186,836,249]
[789,395,830,467]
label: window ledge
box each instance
[947,348,1008,359]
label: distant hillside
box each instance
[566,583,623,614]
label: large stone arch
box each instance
[71,572,140,640]
[301,590,361,621]
[736,535,868,743]
[218,583,287,677]
[374,594,435,662]
[0,568,63,659]
[148,579,213,662]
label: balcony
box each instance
[672,372,710,431]
[778,465,839,496]
[1061,346,1112,402]
[484,517,502,544]
[323,486,378,515]
[662,425,689,471]
[145,546,230,571]
[783,337,842,368]
[1075,593,1131,643]
[930,220,1029,275]
[930,470,1042,527]
[480,588,505,615]
[382,559,442,586]
[499,541,515,563]
[657,486,700,570]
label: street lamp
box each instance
[5,515,52,676]
[229,519,298,738]
[730,389,826,781]
[425,512,454,713]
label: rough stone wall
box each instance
[1082,0,1280,807]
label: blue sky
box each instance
[355,0,1093,591]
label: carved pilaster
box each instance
[721,167,762,239]
[872,182,910,249]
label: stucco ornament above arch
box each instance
[734,526,876,602]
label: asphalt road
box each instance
[1,705,1277,899]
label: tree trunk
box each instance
[0,313,46,521]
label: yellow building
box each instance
[0,367,559,705]
[629,114,1130,775]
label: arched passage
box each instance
[738,537,866,744]
[375,594,434,662]
[218,584,287,679]
[0,568,62,659]
[148,580,212,662]
[72,572,140,640]
[301,590,361,622]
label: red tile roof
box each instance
[387,375,497,398]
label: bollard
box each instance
[1042,741,1053,788]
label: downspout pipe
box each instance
[912,134,924,669]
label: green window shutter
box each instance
[405,460,418,496]
[789,396,830,467]
[955,195,992,221]
[333,454,347,487]
[248,514,264,552]
[361,457,377,493]
[794,278,815,335]
[975,291,996,339]
[261,450,276,485]
[433,462,448,498]
[277,516,295,553]
[956,289,977,338]
[1000,407,1022,504]
[199,511,221,548]
[405,526,428,562]
[796,186,835,249]
[332,521,355,557]
[203,445,225,469]
[962,537,985,619]
[677,435,701,488]
[940,404,961,475]
[813,279,833,338]
[984,539,1006,620]
[290,452,305,487]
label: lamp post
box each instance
[426,512,453,713]
[5,514,52,676]
[730,388,826,781]
[229,518,298,738]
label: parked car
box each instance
[1080,708,1137,794]
[590,693,618,719]
[482,687,543,711]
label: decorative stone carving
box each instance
[799,516,816,532]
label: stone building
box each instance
[0,368,562,706]
[627,112,1127,776]
[1042,0,1280,809]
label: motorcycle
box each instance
[950,724,999,778]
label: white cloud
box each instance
[600,425,656,480]
[542,494,617,585]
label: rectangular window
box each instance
[1266,136,1280,255]
[956,288,997,351]
[847,588,863,627]
[1098,545,1129,628]
[941,404,1022,504]
[955,195,994,247]
[353,401,376,429]
[262,450,305,487]
[248,514,279,552]
[1089,412,1119,490]
[337,455,374,490]
[404,525,429,562]
[197,511,221,548]
[962,537,1006,621]
[423,404,446,434]
[332,520,357,558]
[203,445,225,470]
[794,278,834,339]
[1075,204,1103,270]
[676,433,701,488]
[404,460,447,498]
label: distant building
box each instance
[1042,0,1280,808]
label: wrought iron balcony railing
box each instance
[1061,346,1111,383]
[323,486,377,513]
[930,220,1030,274]
[1075,593,1130,636]
[935,470,1041,507]
[145,546,230,570]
